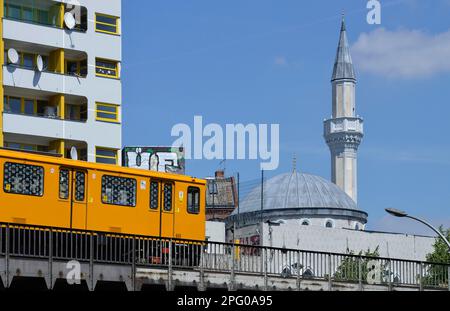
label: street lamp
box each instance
[385,208,450,252]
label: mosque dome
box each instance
[228,171,368,229]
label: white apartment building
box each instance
[1,0,122,164]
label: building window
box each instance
[3,162,44,196]
[187,187,200,214]
[4,96,22,114]
[96,58,119,79]
[101,175,136,207]
[65,59,88,77]
[4,96,38,116]
[325,219,334,228]
[66,60,79,76]
[96,103,119,122]
[22,53,34,69]
[150,181,159,210]
[5,49,49,71]
[163,183,173,211]
[6,4,21,20]
[4,142,47,152]
[96,147,118,165]
[59,169,69,200]
[95,13,119,35]
[355,223,360,230]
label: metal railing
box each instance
[0,222,448,290]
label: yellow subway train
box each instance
[0,148,206,241]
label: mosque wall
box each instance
[261,223,435,261]
[225,221,435,262]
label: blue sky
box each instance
[122,0,450,235]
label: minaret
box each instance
[324,17,364,203]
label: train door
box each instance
[159,181,174,238]
[60,168,88,230]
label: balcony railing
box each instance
[324,117,364,135]
[4,0,87,32]
[5,63,87,79]
[3,110,87,123]
[0,222,448,290]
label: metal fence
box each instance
[0,222,449,290]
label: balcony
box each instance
[3,65,87,97]
[3,18,121,61]
[4,0,87,32]
[3,112,87,142]
[324,117,364,137]
[3,111,121,149]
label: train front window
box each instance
[74,171,85,202]
[187,187,200,214]
[3,162,44,196]
[150,181,159,210]
[59,169,69,199]
[163,183,173,211]
[102,175,136,207]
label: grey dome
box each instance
[233,172,362,215]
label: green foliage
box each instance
[422,226,450,287]
[333,247,383,282]
[426,226,450,264]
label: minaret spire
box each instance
[324,19,364,203]
[332,15,356,82]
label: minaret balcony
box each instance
[324,117,364,137]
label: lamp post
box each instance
[385,208,450,252]
[385,208,450,291]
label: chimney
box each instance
[215,170,225,178]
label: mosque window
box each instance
[301,219,310,226]
[355,223,360,230]
[325,220,334,228]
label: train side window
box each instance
[150,181,159,210]
[163,183,173,211]
[3,162,44,196]
[59,169,70,199]
[102,175,136,207]
[74,171,86,202]
[187,187,200,214]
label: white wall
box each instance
[262,222,435,261]
[205,221,226,243]
[226,221,436,262]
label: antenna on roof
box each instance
[293,153,297,173]
[218,159,226,173]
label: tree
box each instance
[426,226,450,263]
[333,247,384,283]
[423,226,450,287]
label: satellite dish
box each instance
[7,48,19,64]
[70,146,78,160]
[64,12,76,30]
[36,55,44,72]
